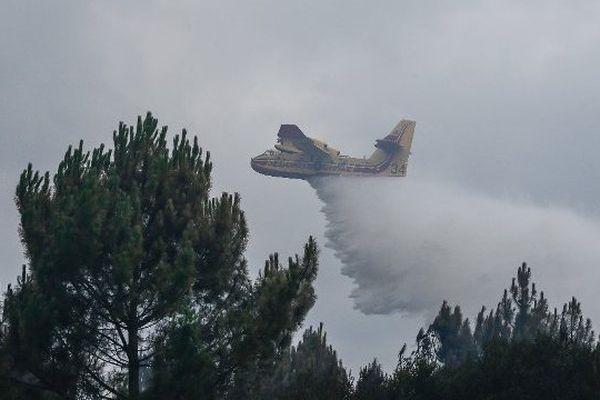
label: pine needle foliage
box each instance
[2,113,319,400]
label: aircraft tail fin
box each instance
[369,119,416,176]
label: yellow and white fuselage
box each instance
[251,119,416,179]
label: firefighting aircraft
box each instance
[251,119,416,179]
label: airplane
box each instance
[250,119,416,179]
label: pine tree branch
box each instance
[8,373,76,400]
[77,278,128,329]
[90,325,129,354]
[82,364,126,400]
[84,342,130,368]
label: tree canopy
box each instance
[1,113,319,400]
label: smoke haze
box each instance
[311,175,600,320]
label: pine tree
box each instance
[510,262,549,340]
[354,359,388,400]
[149,240,321,400]
[1,266,74,399]
[496,288,514,339]
[425,302,476,366]
[259,323,353,400]
[558,297,594,347]
[474,263,551,350]
[12,114,217,399]
[388,342,439,400]
[2,113,320,400]
[388,265,600,400]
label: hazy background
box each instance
[2,0,600,372]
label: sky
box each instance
[2,0,600,373]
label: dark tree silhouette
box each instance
[1,113,319,400]
[259,323,353,400]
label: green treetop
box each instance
[3,112,319,400]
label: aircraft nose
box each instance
[250,154,272,173]
[250,156,262,172]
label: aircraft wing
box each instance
[277,125,330,159]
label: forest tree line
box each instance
[262,263,600,400]
[1,113,599,399]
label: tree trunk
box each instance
[128,322,139,400]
